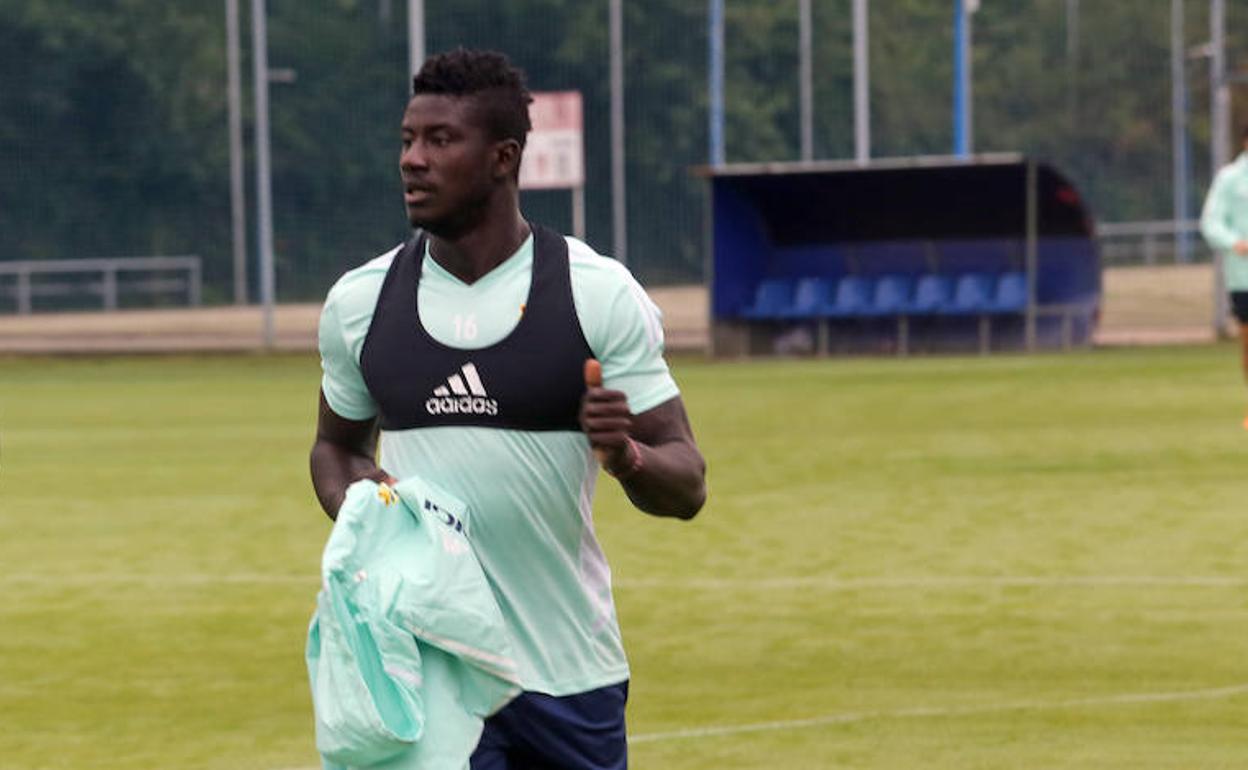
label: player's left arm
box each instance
[571,244,707,519]
[581,371,707,520]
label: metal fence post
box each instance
[190,259,203,306]
[17,270,31,315]
[102,267,118,311]
[1025,161,1038,350]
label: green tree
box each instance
[0,1,229,293]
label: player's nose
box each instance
[400,140,429,172]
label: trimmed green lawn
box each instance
[2,346,1246,768]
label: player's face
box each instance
[400,94,500,237]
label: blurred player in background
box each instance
[309,48,707,769]
[1200,125,1248,428]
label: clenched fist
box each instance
[580,359,641,478]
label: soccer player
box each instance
[1200,125,1248,428]
[309,48,707,769]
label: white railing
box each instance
[0,256,202,314]
[1097,219,1231,336]
[1095,219,1210,265]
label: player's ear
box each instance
[493,138,522,182]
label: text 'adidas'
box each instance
[425,362,499,416]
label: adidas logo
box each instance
[425,362,499,417]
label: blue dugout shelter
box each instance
[702,154,1100,356]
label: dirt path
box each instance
[0,286,711,354]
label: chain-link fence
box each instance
[2,0,1246,311]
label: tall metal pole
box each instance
[1065,0,1079,133]
[953,0,973,157]
[572,186,586,241]
[708,0,725,167]
[408,0,425,80]
[251,0,276,348]
[1211,0,1229,334]
[1210,0,1229,171]
[1025,161,1038,350]
[226,0,247,305]
[853,0,870,164]
[1171,0,1189,264]
[610,0,627,264]
[799,0,813,161]
[1065,0,1079,58]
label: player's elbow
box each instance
[673,486,707,520]
[686,469,710,518]
[666,461,708,520]
[631,472,706,520]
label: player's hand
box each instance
[359,467,398,487]
[580,359,637,475]
[1235,240,1248,255]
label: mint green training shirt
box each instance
[1200,152,1248,291]
[318,233,679,696]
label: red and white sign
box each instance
[520,91,584,190]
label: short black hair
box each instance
[411,48,533,148]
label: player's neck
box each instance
[428,207,530,285]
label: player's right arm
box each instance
[310,261,395,519]
[310,393,394,519]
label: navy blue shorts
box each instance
[1231,292,1248,324]
[470,681,629,770]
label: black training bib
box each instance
[359,223,595,432]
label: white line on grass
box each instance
[268,681,1248,768]
[9,573,1248,589]
[6,573,316,585]
[613,575,1248,590]
[626,682,1248,744]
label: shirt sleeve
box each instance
[1201,169,1240,252]
[573,252,680,415]
[318,286,378,420]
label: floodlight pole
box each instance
[1025,161,1037,350]
[610,0,627,264]
[953,0,974,157]
[408,0,425,79]
[1065,0,1079,58]
[1210,0,1229,173]
[1065,0,1079,132]
[1210,0,1230,335]
[251,0,276,349]
[1170,0,1190,264]
[799,0,813,161]
[708,0,725,167]
[226,0,247,305]
[853,0,870,164]
[225,0,247,304]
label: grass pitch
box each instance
[2,347,1247,769]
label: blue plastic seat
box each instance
[987,271,1027,313]
[820,276,873,317]
[778,277,833,319]
[944,272,993,315]
[741,278,796,319]
[865,274,914,316]
[909,274,952,315]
